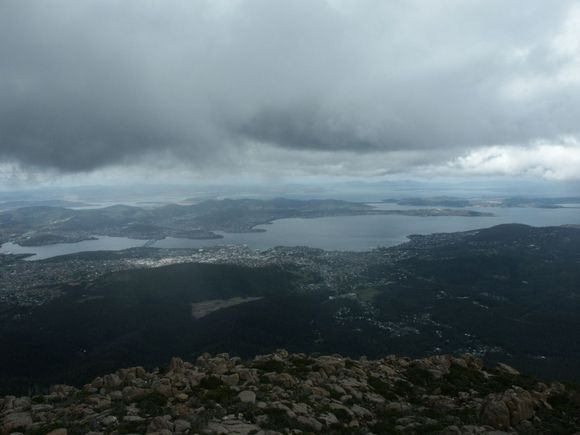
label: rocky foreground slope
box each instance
[1,351,579,434]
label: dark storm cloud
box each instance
[238,103,382,152]
[1,0,579,173]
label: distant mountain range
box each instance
[383,196,580,208]
[0,199,91,211]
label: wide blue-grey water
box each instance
[1,204,579,260]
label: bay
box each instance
[1,204,579,260]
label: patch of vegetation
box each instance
[286,356,315,378]
[203,386,236,404]
[370,416,398,434]
[537,390,580,433]
[111,400,127,417]
[261,407,298,430]
[253,359,286,373]
[391,379,416,397]
[0,262,303,394]
[414,422,447,434]
[344,359,359,369]
[488,368,537,391]
[368,376,398,401]
[404,366,433,388]
[117,420,148,434]
[199,375,225,390]
[28,422,64,435]
[332,407,352,422]
[289,356,316,367]
[438,365,486,395]
[447,406,479,425]
[439,365,538,396]
[31,395,47,404]
[73,389,91,401]
[133,391,168,416]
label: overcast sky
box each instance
[1,0,580,186]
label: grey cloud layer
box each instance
[0,0,579,172]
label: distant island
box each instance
[0,198,492,247]
[383,195,580,209]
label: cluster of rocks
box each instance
[1,350,579,434]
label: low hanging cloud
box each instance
[434,138,580,180]
[1,0,580,179]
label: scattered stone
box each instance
[496,362,520,376]
[206,419,260,434]
[1,351,578,434]
[147,415,173,432]
[221,373,240,386]
[481,388,536,429]
[2,412,33,432]
[100,415,118,427]
[296,415,323,431]
[238,390,256,404]
[175,392,189,401]
[123,415,145,423]
[102,373,123,389]
[174,418,191,432]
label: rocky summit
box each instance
[1,351,579,435]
